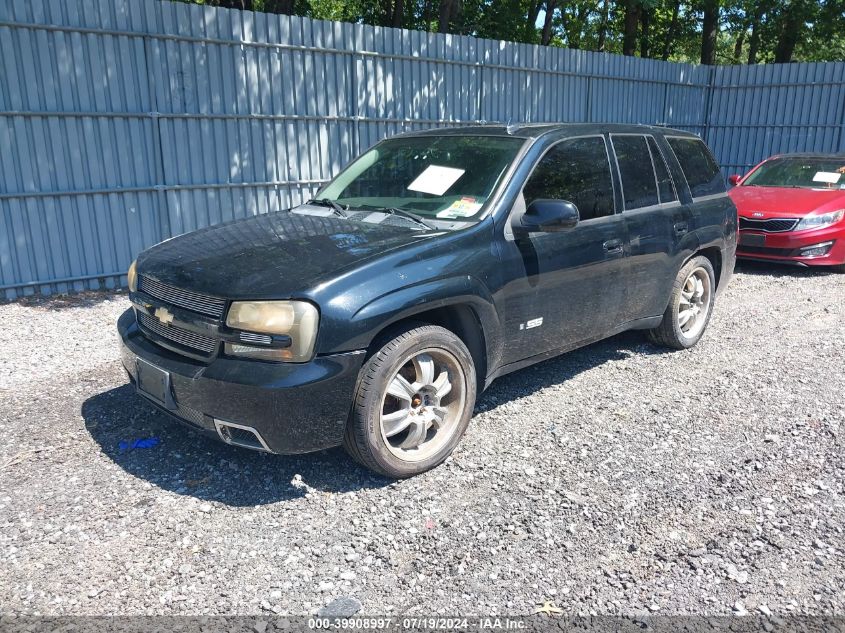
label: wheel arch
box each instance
[334,275,502,392]
[691,246,722,290]
[366,303,489,394]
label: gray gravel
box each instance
[1,263,843,616]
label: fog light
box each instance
[799,241,834,258]
[224,342,294,361]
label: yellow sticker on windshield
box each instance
[436,197,482,218]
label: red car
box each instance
[729,153,845,272]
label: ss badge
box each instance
[519,317,543,331]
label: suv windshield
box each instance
[743,157,845,189]
[317,135,525,221]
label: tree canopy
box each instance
[178,0,845,65]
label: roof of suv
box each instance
[396,122,700,140]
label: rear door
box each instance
[665,135,732,262]
[612,134,695,322]
[496,135,629,364]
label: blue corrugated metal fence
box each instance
[1,0,844,299]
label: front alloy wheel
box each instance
[380,349,466,462]
[344,324,477,478]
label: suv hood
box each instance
[729,185,845,218]
[136,210,437,299]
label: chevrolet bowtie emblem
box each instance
[154,307,174,326]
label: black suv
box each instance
[118,124,737,478]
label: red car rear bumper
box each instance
[737,223,845,267]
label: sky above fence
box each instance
[1,0,844,299]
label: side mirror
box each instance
[518,199,580,233]
[728,174,743,186]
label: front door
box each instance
[495,136,629,365]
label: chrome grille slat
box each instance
[137,312,217,354]
[239,331,273,345]
[739,217,799,233]
[138,275,226,318]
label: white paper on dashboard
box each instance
[812,171,841,184]
[407,165,465,196]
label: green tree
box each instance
[173,0,845,64]
[795,0,845,61]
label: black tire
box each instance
[648,255,716,350]
[344,324,477,478]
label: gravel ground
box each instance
[1,262,843,617]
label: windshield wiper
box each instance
[308,198,349,218]
[376,206,435,230]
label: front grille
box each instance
[137,311,217,355]
[739,217,799,232]
[737,244,795,257]
[138,275,226,318]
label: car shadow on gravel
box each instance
[735,260,839,278]
[477,329,666,410]
[82,330,663,506]
[81,385,392,506]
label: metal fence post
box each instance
[476,63,484,123]
[143,34,172,242]
[837,80,845,153]
[350,49,360,158]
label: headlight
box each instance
[795,209,844,231]
[127,260,138,292]
[225,300,319,362]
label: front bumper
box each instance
[117,308,365,454]
[737,223,845,267]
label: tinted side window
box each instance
[522,137,614,222]
[647,136,677,204]
[667,137,725,198]
[612,135,659,210]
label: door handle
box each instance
[603,239,624,255]
[674,222,689,235]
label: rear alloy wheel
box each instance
[648,256,716,350]
[344,324,476,478]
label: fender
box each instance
[651,229,700,316]
[324,275,503,370]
